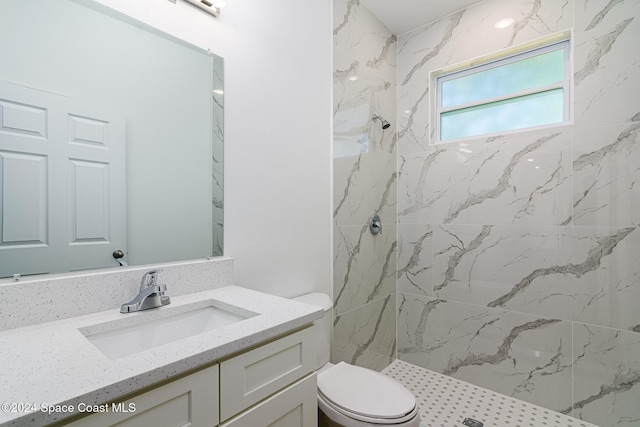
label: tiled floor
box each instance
[382,360,598,427]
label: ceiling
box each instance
[360,0,484,35]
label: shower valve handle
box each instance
[369,214,382,235]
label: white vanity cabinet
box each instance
[66,365,220,427]
[66,327,316,427]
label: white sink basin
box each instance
[81,303,256,360]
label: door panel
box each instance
[0,98,48,138]
[68,114,109,147]
[69,159,110,242]
[0,151,47,244]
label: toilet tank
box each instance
[292,293,333,370]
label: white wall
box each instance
[93,0,333,297]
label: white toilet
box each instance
[293,293,421,427]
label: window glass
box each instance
[435,39,570,143]
[441,49,565,108]
[440,89,564,141]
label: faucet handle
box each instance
[120,270,169,313]
[140,270,158,290]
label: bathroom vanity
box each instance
[0,285,322,427]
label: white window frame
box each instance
[432,35,572,144]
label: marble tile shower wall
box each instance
[396,0,640,426]
[333,0,398,371]
[212,64,224,256]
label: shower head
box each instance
[372,115,391,130]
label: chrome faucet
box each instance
[120,270,171,313]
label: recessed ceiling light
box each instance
[494,18,515,29]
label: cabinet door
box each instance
[67,365,219,427]
[221,374,317,427]
[220,327,315,421]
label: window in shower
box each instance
[433,38,571,143]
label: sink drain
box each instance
[462,417,483,427]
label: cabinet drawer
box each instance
[220,327,315,421]
[221,374,317,427]
[67,364,219,427]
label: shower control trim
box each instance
[369,214,382,235]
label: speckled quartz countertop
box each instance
[0,286,322,427]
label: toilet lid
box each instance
[317,362,416,420]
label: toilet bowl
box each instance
[292,293,421,427]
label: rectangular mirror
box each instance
[0,0,223,279]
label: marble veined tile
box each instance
[397,129,573,226]
[333,152,396,227]
[397,12,463,155]
[397,223,433,297]
[573,122,640,227]
[431,225,568,318]
[212,161,223,256]
[429,224,640,331]
[333,223,396,316]
[569,227,640,332]
[397,294,573,412]
[333,293,396,371]
[334,48,397,157]
[396,88,432,155]
[570,324,640,426]
[574,0,640,33]
[573,0,640,129]
[333,0,396,79]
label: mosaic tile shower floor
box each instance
[381,360,597,427]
